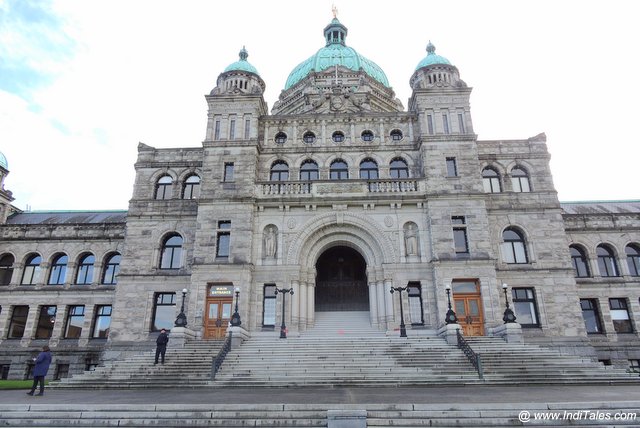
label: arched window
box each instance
[155,175,173,200]
[300,160,319,181]
[182,175,200,199]
[0,254,14,285]
[102,253,121,285]
[482,167,501,193]
[48,254,68,285]
[332,131,345,143]
[625,244,640,276]
[501,227,528,264]
[596,244,619,277]
[75,253,95,285]
[270,161,289,181]
[361,130,374,142]
[160,234,183,270]
[570,245,590,277]
[390,129,403,141]
[511,166,531,192]
[274,132,287,144]
[330,159,349,180]
[389,158,409,179]
[359,159,379,179]
[21,254,42,285]
[303,131,316,144]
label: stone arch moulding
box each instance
[286,212,397,267]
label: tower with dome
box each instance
[0,14,638,383]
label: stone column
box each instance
[299,282,307,331]
[384,279,394,324]
[376,281,386,329]
[368,281,378,327]
[291,279,300,330]
[307,284,315,328]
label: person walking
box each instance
[154,328,169,364]
[26,345,52,396]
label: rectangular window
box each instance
[64,305,85,339]
[244,119,251,139]
[92,305,112,338]
[512,288,540,327]
[224,162,234,182]
[8,306,29,338]
[446,157,458,177]
[0,364,9,380]
[229,119,236,140]
[152,292,176,331]
[408,282,424,325]
[610,298,633,333]
[262,284,277,327]
[458,113,466,134]
[34,305,57,339]
[427,114,434,135]
[214,120,221,140]
[452,216,469,254]
[216,221,231,258]
[629,359,640,374]
[580,299,603,333]
[442,113,450,134]
[54,363,69,380]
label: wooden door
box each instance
[204,297,233,339]
[454,294,485,336]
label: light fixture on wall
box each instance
[445,283,458,324]
[230,287,241,327]
[502,283,517,323]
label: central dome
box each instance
[284,18,390,90]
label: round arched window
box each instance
[332,131,345,143]
[361,130,374,142]
[303,131,316,144]
[274,132,287,144]
[390,129,403,141]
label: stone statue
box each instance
[264,226,277,258]
[404,223,418,256]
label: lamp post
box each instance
[230,287,241,327]
[502,283,517,323]
[274,286,294,338]
[390,285,408,337]
[174,288,188,327]
[444,283,458,324]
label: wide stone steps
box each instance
[52,340,224,389]
[2,402,640,427]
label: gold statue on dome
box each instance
[332,4,338,19]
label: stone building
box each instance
[0,16,639,381]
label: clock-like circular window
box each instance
[303,131,316,144]
[274,132,287,144]
[390,129,403,141]
[332,131,345,143]
[361,130,374,142]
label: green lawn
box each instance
[0,380,48,390]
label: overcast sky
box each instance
[1,0,638,211]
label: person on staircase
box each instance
[154,328,169,365]
[26,345,52,396]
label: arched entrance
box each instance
[315,246,368,311]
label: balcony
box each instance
[257,179,421,198]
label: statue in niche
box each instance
[404,223,419,256]
[264,226,277,258]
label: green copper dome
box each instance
[284,18,390,90]
[224,46,259,75]
[0,151,7,170]
[415,41,451,70]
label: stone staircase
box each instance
[213,311,481,387]
[52,340,224,389]
[3,401,640,427]
[464,336,638,385]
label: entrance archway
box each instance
[315,246,368,311]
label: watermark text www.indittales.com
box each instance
[518,409,637,423]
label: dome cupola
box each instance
[224,46,260,75]
[210,46,265,96]
[0,151,7,171]
[415,41,451,69]
[410,40,466,91]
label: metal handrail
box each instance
[211,331,232,380]
[456,329,484,379]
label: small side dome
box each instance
[0,151,7,170]
[224,46,260,76]
[415,41,451,70]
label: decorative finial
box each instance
[332,4,338,19]
[239,46,248,61]
[426,40,435,54]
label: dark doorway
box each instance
[315,246,368,311]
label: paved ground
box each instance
[2,384,640,406]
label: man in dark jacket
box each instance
[155,328,169,364]
[27,345,52,396]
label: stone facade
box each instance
[0,18,638,380]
